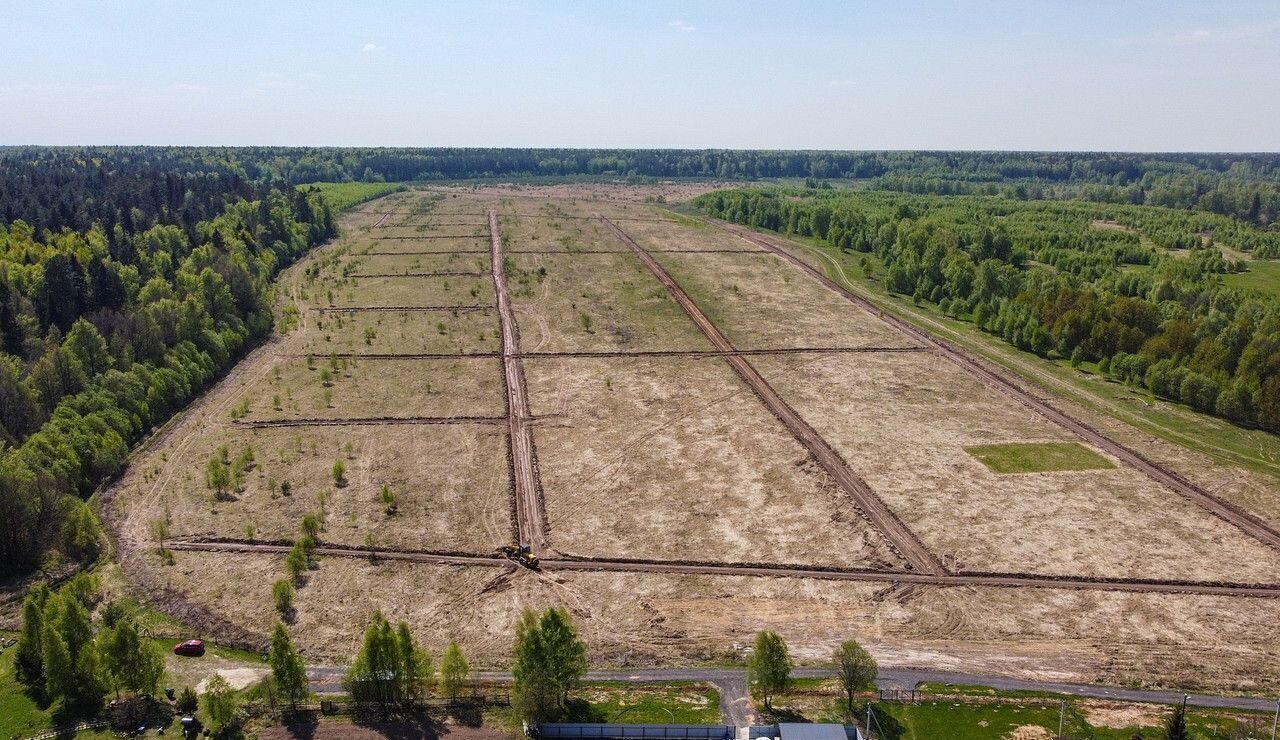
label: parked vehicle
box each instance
[173,640,205,657]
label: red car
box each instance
[173,640,205,657]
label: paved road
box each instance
[305,665,1280,718]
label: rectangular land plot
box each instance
[654,252,920,350]
[751,350,1280,582]
[509,253,713,353]
[501,212,627,253]
[375,224,489,239]
[305,274,494,309]
[286,309,500,355]
[342,252,490,275]
[625,218,765,252]
[233,357,504,420]
[156,424,510,552]
[525,356,905,569]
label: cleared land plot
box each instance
[654,252,920,350]
[751,350,1280,582]
[304,274,494,309]
[232,357,505,420]
[524,356,904,569]
[967,442,1115,474]
[501,212,627,253]
[342,252,490,275]
[287,309,500,355]
[625,217,765,252]
[150,424,510,552]
[508,253,714,353]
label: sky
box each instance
[2,0,1279,151]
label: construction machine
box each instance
[498,544,540,570]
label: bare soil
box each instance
[751,350,1280,581]
[526,355,905,569]
[654,252,920,350]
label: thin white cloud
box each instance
[362,42,384,53]
[1117,21,1280,46]
[667,19,696,33]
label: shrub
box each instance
[273,579,295,615]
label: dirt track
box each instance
[232,416,508,428]
[490,210,549,552]
[711,220,1280,554]
[163,539,1280,599]
[349,271,491,278]
[596,215,944,575]
[313,305,489,312]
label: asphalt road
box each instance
[305,665,1280,720]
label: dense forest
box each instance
[0,148,399,577]
[696,188,1280,432]
[4,146,1279,225]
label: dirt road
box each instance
[165,539,1280,598]
[490,210,549,552]
[711,220,1280,554]
[596,215,944,575]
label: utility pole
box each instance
[865,702,872,740]
[1057,700,1065,739]
[1270,696,1277,740]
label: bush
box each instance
[273,579,295,615]
[177,685,198,713]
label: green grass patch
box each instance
[485,682,720,730]
[1223,260,1280,296]
[964,442,1115,474]
[302,182,406,212]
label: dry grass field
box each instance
[232,356,505,420]
[508,253,713,353]
[104,185,1280,692]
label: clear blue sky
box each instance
[3,0,1278,150]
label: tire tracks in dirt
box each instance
[710,219,1280,554]
[163,539,1280,599]
[596,214,944,575]
[490,210,550,553]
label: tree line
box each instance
[0,170,393,576]
[697,188,1280,432]
[4,147,1278,225]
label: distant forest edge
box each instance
[0,159,397,577]
[2,146,1279,227]
[695,188,1280,433]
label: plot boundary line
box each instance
[597,214,944,575]
[231,416,508,428]
[163,539,1280,599]
[708,219,1280,554]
